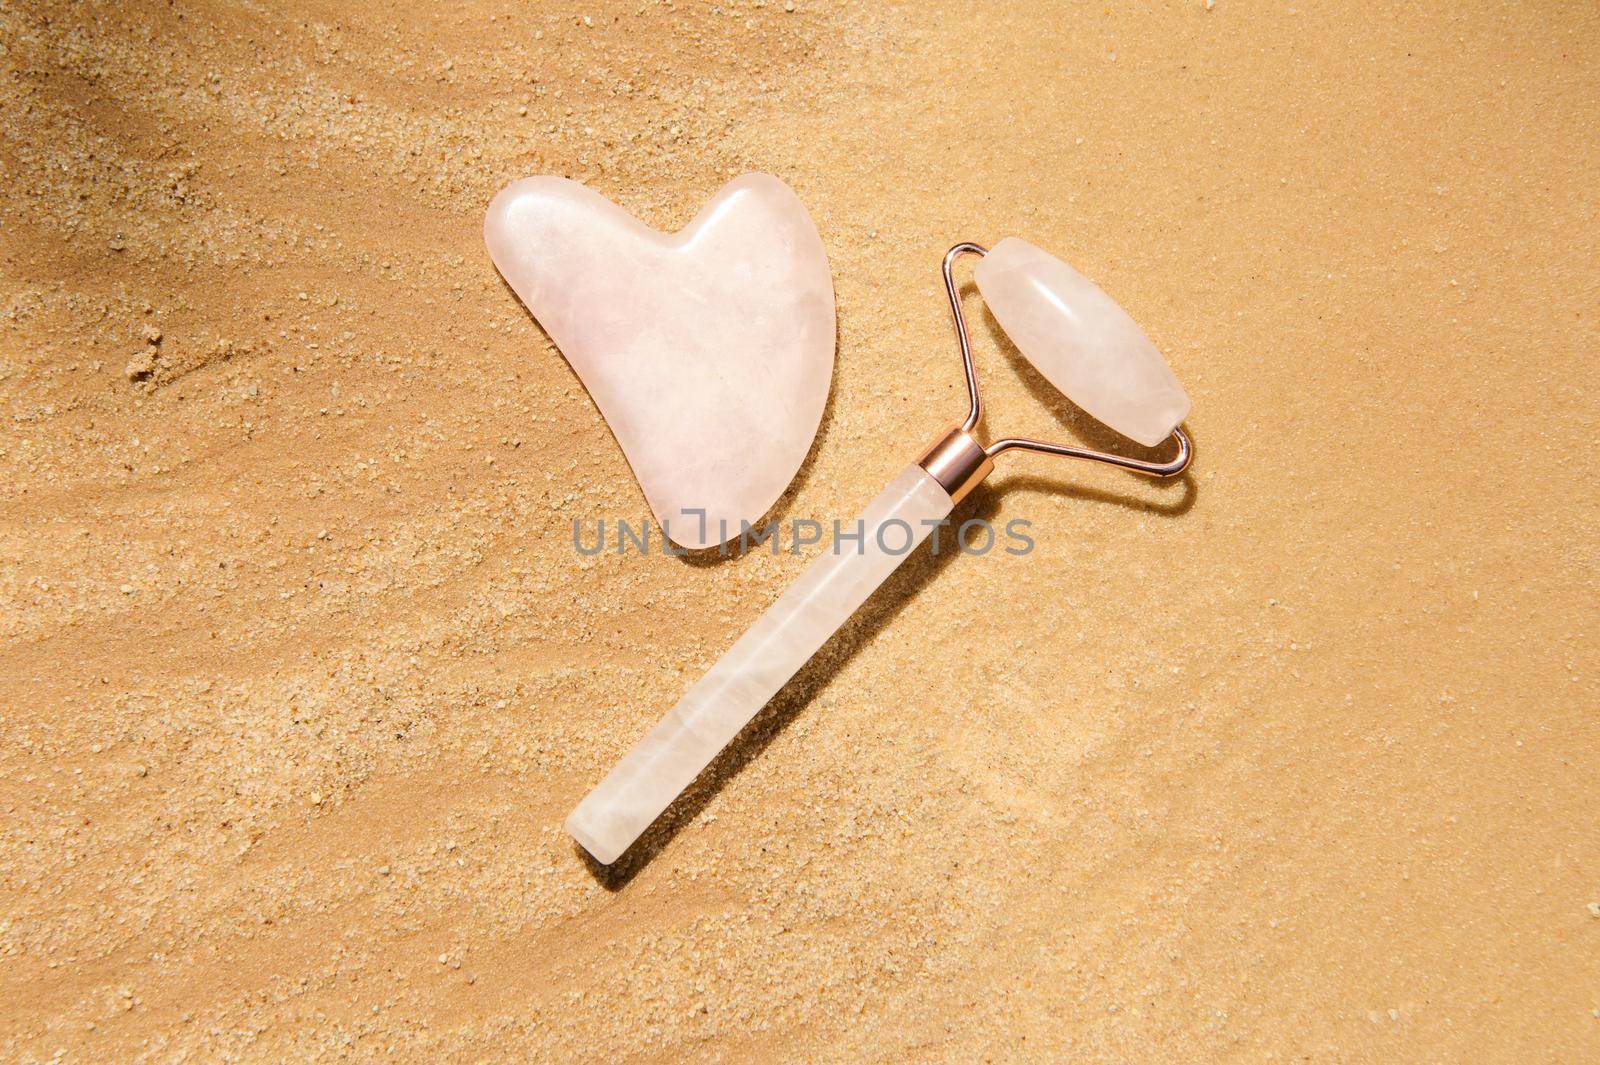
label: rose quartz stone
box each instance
[975,237,1190,447]
[485,173,835,549]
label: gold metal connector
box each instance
[916,425,994,506]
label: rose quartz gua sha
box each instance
[485,173,835,550]
[566,240,1195,865]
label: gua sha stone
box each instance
[974,237,1190,447]
[485,173,834,549]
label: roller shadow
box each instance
[988,466,1197,517]
[577,447,1199,887]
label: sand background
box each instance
[1,0,1596,1060]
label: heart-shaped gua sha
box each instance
[485,173,835,550]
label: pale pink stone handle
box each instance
[567,465,955,864]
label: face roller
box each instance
[566,238,1194,865]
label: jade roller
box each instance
[567,238,1194,864]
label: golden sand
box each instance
[1,1,1596,1060]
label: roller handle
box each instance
[565,464,956,864]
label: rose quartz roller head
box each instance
[567,240,1193,865]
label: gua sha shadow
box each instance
[485,173,835,550]
[567,239,1195,867]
